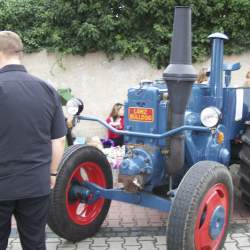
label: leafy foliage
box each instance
[0,0,249,67]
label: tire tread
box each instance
[239,126,250,206]
[166,161,233,250]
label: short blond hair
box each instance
[0,31,23,57]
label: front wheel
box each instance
[167,161,233,250]
[48,145,113,242]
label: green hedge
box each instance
[0,0,249,68]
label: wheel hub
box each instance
[194,183,230,250]
[209,206,225,240]
[69,182,92,203]
[65,162,107,225]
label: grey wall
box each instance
[22,50,250,138]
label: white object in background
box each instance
[73,137,86,145]
[235,88,244,121]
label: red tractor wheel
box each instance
[167,161,233,250]
[48,145,113,242]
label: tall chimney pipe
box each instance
[163,6,197,175]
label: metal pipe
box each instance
[163,7,197,175]
[208,33,228,109]
[78,115,210,138]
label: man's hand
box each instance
[50,176,57,189]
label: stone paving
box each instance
[8,195,250,250]
[7,165,250,249]
[7,225,250,250]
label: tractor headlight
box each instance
[66,98,84,115]
[200,107,221,128]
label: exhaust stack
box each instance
[163,6,197,175]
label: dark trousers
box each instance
[0,195,49,250]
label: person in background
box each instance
[106,103,124,146]
[65,117,75,146]
[0,31,67,250]
[196,67,208,84]
[245,70,250,86]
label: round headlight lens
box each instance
[200,107,221,128]
[66,98,84,115]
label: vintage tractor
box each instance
[48,6,250,250]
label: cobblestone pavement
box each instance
[8,165,250,249]
[7,225,250,250]
[8,195,250,250]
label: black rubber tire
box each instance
[48,145,113,242]
[47,145,84,234]
[166,161,233,250]
[239,123,250,206]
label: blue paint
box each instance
[79,115,210,139]
[119,146,167,191]
[210,206,225,240]
[184,34,250,168]
[223,62,241,87]
[124,82,168,146]
[208,33,228,109]
[81,181,172,212]
[70,184,91,201]
[186,86,250,167]
[120,148,153,176]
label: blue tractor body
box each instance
[118,34,250,194]
[123,82,250,167]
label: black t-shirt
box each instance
[0,64,67,200]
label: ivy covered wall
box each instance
[0,0,249,68]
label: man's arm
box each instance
[50,136,65,188]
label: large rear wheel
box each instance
[167,161,233,250]
[239,122,250,206]
[48,145,113,242]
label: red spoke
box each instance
[198,222,216,249]
[74,167,84,183]
[76,203,86,216]
[70,200,81,216]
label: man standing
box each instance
[0,31,66,250]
